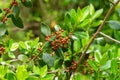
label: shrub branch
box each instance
[1,0,17,23]
[76,0,120,71]
[99,32,120,44]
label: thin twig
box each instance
[28,54,39,63]
[1,0,16,23]
[0,62,15,68]
[99,32,120,44]
[76,0,120,71]
[9,59,19,63]
[47,70,58,74]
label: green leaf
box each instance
[11,15,24,28]
[80,6,89,22]
[108,20,120,30]
[100,60,111,71]
[19,41,30,51]
[71,35,78,40]
[72,73,81,80]
[111,59,118,75]
[64,13,71,23]
[64,13,72,30]
[27,60,34,71]
[10,43,19,51]
[41,23,51,36]
[4,72,17,80]
[70,9,77,24]
[30,37,39,47]
[0,9,2,13]
[40,65,47,77]
[16,65,29,80]
[8,52,15,58]
[54,59,63,69]
[89,4,95,15]
[18,54,29,62]
[73,32,88,39]
[42,42,51,51]
[73,39,81,52]
[21,0,32,8]
[88,60,98,71]
[78,19,90,28]
[58,73,66,80]
[6,39,13,52]
[0,22,6,36]
[19,41,27,49]
[81,38,89,47]
[100,52,109,65]
[42,53,54,67]
[114,30,120,40]
[91,20,102,27]
[13,5,20,18]
[33,66,40,74]
[64,0,71,6]
[116,77,120,80]
[55,47,64,60]
[77,7,81,23]
[94,50,102,62]
[92,9,103,20]
[42,74,54,80]
[109,46,118,59]
[0,66,8,77]
[26,76,39,80]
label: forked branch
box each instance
[99,32,120,44]
[76,0,120,71]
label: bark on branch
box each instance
[99,32,120,44]
[76,0,120,71]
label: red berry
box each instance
[37,48,42,52]
[12,1,18,6]
[61,29,64,32]
[65,68,70,72]
[50,33,54,36]
[51,42,55,46]
[45,37,50,41]
[55,32,59,35]
[2,17,8,23]
[56,34,61,38]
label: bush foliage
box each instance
[0,0,120,80]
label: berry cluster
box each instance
[1,16,8,23]
[83,58,95,74]
[0,46,5,54]
[45,29,71,50]
[11,0,18,6]
[1,0,18,23]
[3,8,11,13]
[65,60,77,72]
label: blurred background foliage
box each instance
[0,0,120,41]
